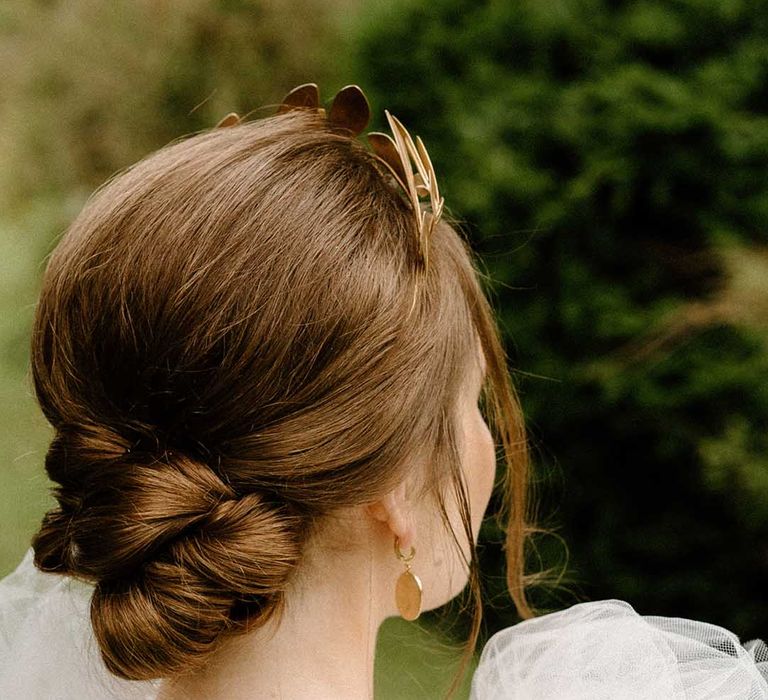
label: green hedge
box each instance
[348,0,768,641]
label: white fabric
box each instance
[471,598,768,699]
[2,548,766,699]
[0,547,160,699]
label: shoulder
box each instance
[470,599,768,699]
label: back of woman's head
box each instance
[29,106,532,684]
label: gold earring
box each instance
[394,536,423,620]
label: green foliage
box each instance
[376,617,477,699]
[0,201,62,573]
[348,0,768,639]
[0,0,356,212]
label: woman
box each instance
[0,83,532,699]
[1,83,766,699]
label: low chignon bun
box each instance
[33,420,305,680]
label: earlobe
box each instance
[365,488,416,551]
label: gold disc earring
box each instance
[394,536,423,620]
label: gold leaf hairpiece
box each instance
[215,112,241,128]
[214,83,445,273]
[367,111,445,271]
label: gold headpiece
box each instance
[215,83,444,273]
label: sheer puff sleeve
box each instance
[470,599,768,700]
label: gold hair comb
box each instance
[215,83,444,273]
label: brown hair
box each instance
[29,107,534,697]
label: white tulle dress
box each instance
[470,598,768,700]
[1,546,766,699]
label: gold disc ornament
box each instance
[394,538,423,621]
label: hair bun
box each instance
[88,454,305,680]
[32,422,306,679]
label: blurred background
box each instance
[2,0,768,697]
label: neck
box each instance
[157,526,386,699]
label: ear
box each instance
[366,481,416,552]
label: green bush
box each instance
[348,0,768,640]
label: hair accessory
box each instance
[276,83,371,137]
[394,536,423,621]
[214,83,444,276]
[215,112,241,128]
[367,110,444,272]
